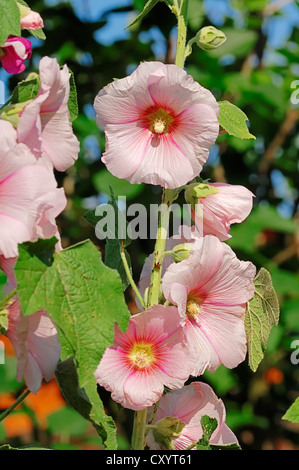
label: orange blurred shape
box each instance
[0,335,15,357]
[3,412,33,438]
[25,379,66,429]
[0,393,16,409]
[264,367,284,385]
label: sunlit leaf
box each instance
[245,268,280,372]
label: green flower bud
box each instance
[195,26,227,51]
[152,416,185,450]
[171,243,193,263]
[0,100,31,128]
[184,182,219,211]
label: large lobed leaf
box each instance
[245,268,280,372]
[15,238,131,448]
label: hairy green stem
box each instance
[120,246,146,310]
[0,389,30,423]
[131,408,148,450]
[147,188,174,307]
[175,0,189,68]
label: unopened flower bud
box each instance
[185,182,219,211]
[195,26,226,51]
[0,101,30,128]
[17,2,44,30]
[152,416,185,450]
[171,243,193,263]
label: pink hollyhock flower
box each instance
[0,120,66,258]
[21,11,44,30]
[0,258,60,394]
[94,305,196,410]
[94,61,219,189]
[17,56,80,171]
[0,37,31,74]
[187,182,254,241]
[146,381,239,450]
[162,235,256,376]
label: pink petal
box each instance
[147,63,219,116]
[201,183,254,240]
[199,304,247,369]
[0,37,31,74]
[39,110,80,171]
[21,12,44,30]
[128,133,195,189]
[102,122,152,180]
[7,300,60,394]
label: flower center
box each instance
[186,295,202,318]
[129,343,155,370]
[148,108,174,135]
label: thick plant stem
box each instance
[147,189,174,308]
[131,408,148,450]
[0,388,30,423]
[175,0,189,68]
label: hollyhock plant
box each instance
[0,120,66,258]
[185,182,254,241]
[94,305,197,410]
[0,37,32,74]
[94,61,219,189]
[146,381,239,450]
[17,56,80,171]
[0,257,61,395]
[162,235,256,376]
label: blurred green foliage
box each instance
[0,0,299,450]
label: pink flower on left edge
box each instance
[0,257,60,394]
[0,120,66,258]
[162,235,256,376]
[17,56,80,171]
[0,37,31,74]
[94,61,219,189]
[94,305,196,411]
[146,382,239,450]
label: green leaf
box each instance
[15,238,131,448]
[125,0,161,30]
[0,0,21,46]
[68,69,79,122]
[282,398,299,424]
[245,268,280,372]
[11,74,40,104]
[55,357,114,446]
[218,100,255,140]
[28,28,46,40]
[196,415,218,450]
